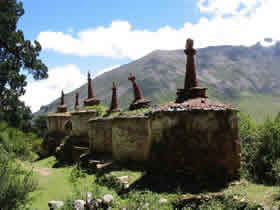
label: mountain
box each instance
[35,42,280,121]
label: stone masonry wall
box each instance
[149,110,240,176]
[71,110,97,137]
[112,117,152,162]
[89,118,112,153]
[88,109,240,177]
[47,113,71,133]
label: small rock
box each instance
[103,194,114,204]
[87,192,93,203]
[48,200,64,209]
[159,198,168,204]
[74,200,85,210]
[85,199,100,210]
[118,176,129,184]
[124,183,130,189]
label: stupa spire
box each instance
[175,39,207,103]
[128,73,151,110]
[184,39,198,90]
[57,90,67,112]
[88,72,95,99]
[84,71,100,106]
[75,92,80,110]
[108,81,119,113]
[128,73,143,102]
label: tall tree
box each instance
[0,0,48,127]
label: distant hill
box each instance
[35,42,280,121]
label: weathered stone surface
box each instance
[48,200,64,209]
[47,113,71,134]
[71,110,97,137]
[149,109,240,177]
[159,198,168,204]
[88,117,112,153]
[112,116,152,161]
[103,194,114,204]
[74,200,85,210]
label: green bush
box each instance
[0,121,42,160]
[239,112,280,185]
[0,146,37,210]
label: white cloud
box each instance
[21,64,120,112]
[21,64,86,112]
[198,0,260,16]
[37,0,280,60]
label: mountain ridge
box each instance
[35,42,280,121]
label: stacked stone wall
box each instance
[89,109,240,177]
[71,110,97,137]
[47,113,71,134]
[89,118,113,153]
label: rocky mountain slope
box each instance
[35,42,280,120]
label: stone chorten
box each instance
[176,39,207,103]
[57,90,67,113]
[84,72,100,106]
[128,73,151,110]
[108,82,120,113]
[75,92,80,110]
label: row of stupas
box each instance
[56,71,151,114]
[57,38,212,114]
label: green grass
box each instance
[224,180,280,207]
[24,156,280,209]
[26,157,94,210]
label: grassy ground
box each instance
[27,157,93,210]
[25,157,280,209]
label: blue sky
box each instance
[19,0,202,70]
[19,0,280,112]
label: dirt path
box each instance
[34,168,52,176]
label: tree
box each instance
[0,0,48,127]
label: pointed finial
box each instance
[186,39,194,50]
[61,90,64,105]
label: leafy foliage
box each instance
[239,112,280,185]
[0,0,48,127]
[0,121,42,160]
[0,146,37,210]
[32,115,48,137]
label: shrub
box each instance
[239,112,280,185]
[251,117,280,184]
[238,112,261,180]
[0,146,37,210]
[0,121,42,160]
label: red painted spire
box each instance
[57,90,67,112]
[84,72,100,106]
[175,38,206,103]
[128,73,151,110]
[128,73,143,102]
[75,92,79,109]
[88,72,95,99]
[108,82,119,113]
[184,39,198,90]
[61,90,65,105]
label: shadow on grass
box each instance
[126,171,229,194]
[82,156,230,195]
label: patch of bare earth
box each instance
[34,168,52,176]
